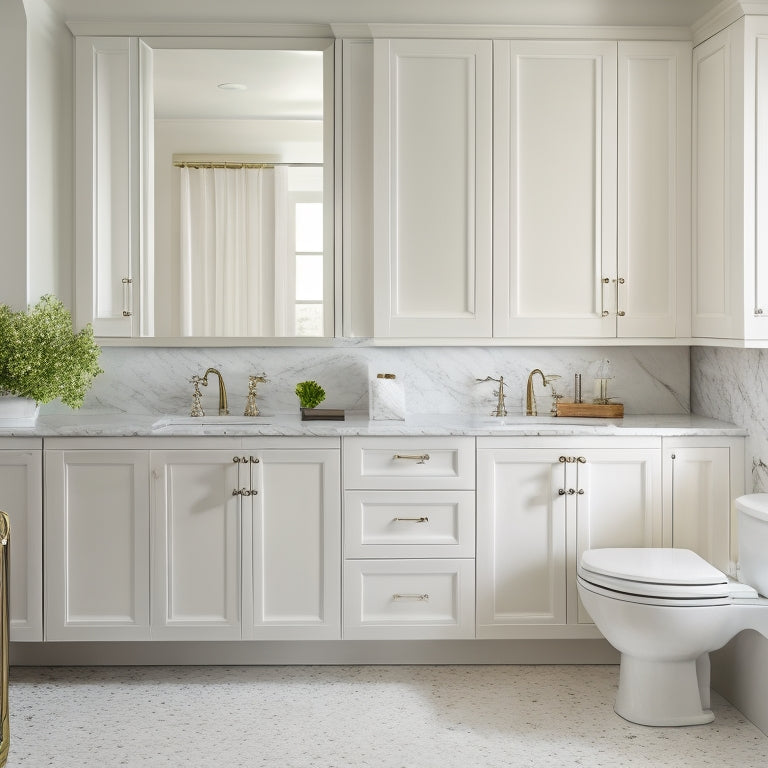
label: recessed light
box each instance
[217,82,247,91]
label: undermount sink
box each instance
[473,416,613,428]
[152,415,272,431]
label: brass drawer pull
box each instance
[393,453,430,464]
[392,593,429,601]
[232,488,256,496]
[393,516,429,523]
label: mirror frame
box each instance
[138,35,337,345]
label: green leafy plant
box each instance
[0,295,103,408]
[295,380,326,410]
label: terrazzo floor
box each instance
[6,664,768,767]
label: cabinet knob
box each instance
[558,489,566,495]
[250,456,260,463]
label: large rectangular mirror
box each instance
[140,37,334,339]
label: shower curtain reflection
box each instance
[179,165,277,336]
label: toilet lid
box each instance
[578,548,730,600]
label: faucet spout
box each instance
[526,369,547,416]
[203,367,229,415]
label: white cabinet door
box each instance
[0,448,42,641]
[476,448,567,635]
[477,443,661,635]
[246,449,341,639]
[152,448,341,641]
[493,41,617,338]
[373,38,493,337]
[571,448,662,623]
[151,451,242,640]
[45,450,150,640]
[75,37,139,336]
[617,42,691,338]
[662,438,743,575]
[692,27,740,339]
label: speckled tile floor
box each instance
[5,664,768,767]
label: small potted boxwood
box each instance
[295,380,344,421]
[0,295,103,424]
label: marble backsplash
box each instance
[691,347,768,492]
[46,344,691,420]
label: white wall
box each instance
[0,0,73,312]
[0,0,28,310]
[25,0,74,307]
[692,347,768,735]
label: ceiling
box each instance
[152,49,323,120]
[43,0,726,28]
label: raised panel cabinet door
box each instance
[45,450,150,641]
[245,450,341,639]
[476,449,567,637]
[692,27,742,339]
[571,447,662,624]
[0,449,42,641]
[617,42,691,338]
[664,445,732,575]
[75,37,139,336]
[151,451,242,640]
[494,40,617,338]
[373,38,493,337]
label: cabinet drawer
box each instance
[343,437,475,489]
[343,559,474,639]
[345,490,475,558]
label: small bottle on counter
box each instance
[369,373,406,421]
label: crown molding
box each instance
[692,0,768,45]
[329,22,692,41]
[65,21,333,38]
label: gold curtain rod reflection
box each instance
[173,161,322,170]
[173,161,274,170]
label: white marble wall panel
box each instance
[46,345,690,420]
[692,347,768,492]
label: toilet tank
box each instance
[736,494,768,597]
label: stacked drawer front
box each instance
[343,437,475,639]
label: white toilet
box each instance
[577,493,768,727]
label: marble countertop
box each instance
[0,412,748,438]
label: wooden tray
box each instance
[300,408,346,421]
[555,401,624,418]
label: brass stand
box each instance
[0,512,10,767]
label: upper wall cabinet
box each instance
[75,37,139,337]
[693,16,768,344]
[494,40,690,339]
[371,37,690,340]
[493,41,618,338]
[74,35,335,341]
[372,39,493,338]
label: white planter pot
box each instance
[0,395,40,427]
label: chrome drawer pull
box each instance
[393,516,429,523]
[393,453,430,464]
[392,593,429,601]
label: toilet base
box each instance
[614,653,714,726]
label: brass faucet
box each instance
[244,374,268,417]
[200,367,229,415]
[476,376,508,417]
[526,369,548,416]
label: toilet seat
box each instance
[578,548,732,605]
